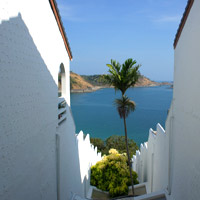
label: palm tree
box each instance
[104,58,140,196]
[105,59,140,95]
[115,95,136,195]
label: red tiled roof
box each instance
[49,0,73,60]
[173,0,194,49]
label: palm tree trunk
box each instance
[123,115,135,196]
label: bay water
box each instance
[71,86,173,146]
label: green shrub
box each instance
[90,138,106,154]
[90,135,139,157]
[90,149,139,197]
[106,135,138,157]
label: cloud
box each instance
[154,15,182,23]
[57,4,84,22]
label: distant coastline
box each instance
[70,85,172,93]
[70,72,172,93]
[71,86,103,93]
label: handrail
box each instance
[58,97,67,125]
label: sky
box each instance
[57,0,188,81]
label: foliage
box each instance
[104,58,141,195]
[70,76,77,90]
[90,135,138,157]
[115,95,136,119]
[90,138,106,154]
[105,135,138,158]
[104,59,140,95]
[90,149,139,197]
[81,74,109,86]
[108,148,118,154]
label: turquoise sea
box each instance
[71,86,173,146]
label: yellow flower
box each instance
[109,148,119,154]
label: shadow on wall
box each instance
[0,13,58,105]
[57,102,84,199]
[0,13,78,200]
[83,170,89,197]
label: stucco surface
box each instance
[170,0,200,199]
[0,0,72,199]
[133,124,168,194]
[57,107,84,199]
[0,13,58,200]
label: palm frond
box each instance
[106,59,141,95]
[114,96,136,119]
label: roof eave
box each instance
[173,0,194,49]
[49,0,73,60]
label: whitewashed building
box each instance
[133,0,200,199]
[0,1,101,200]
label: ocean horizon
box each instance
[71,86,173,146]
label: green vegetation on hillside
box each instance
[90,135,139,157]
[71,72,171,91]
[70,76,78,89]
[81,74,109,86]
[90,149,139,197]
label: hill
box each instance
[70,72,171,93]
[81,74,161,87]
[70,72,93,90]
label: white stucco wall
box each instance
[133,124,168,194]
[151,124,168,192]
[56,106,84,199]
[76,131,102,197]
[0,0,71,105]
[56,123,102,199]
[168,0,200,199]
[0,0,75,200]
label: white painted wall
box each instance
[0,0,71,105]
[168,0,200,199]
[56,116,102,199]
[76,131,102,197]
[56,105,84,199]
[0,0,81,200]
[133,124,168,194]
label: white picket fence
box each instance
[132,123,169,193]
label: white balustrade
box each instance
[132,123,168,194]
[58,97,67,125]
